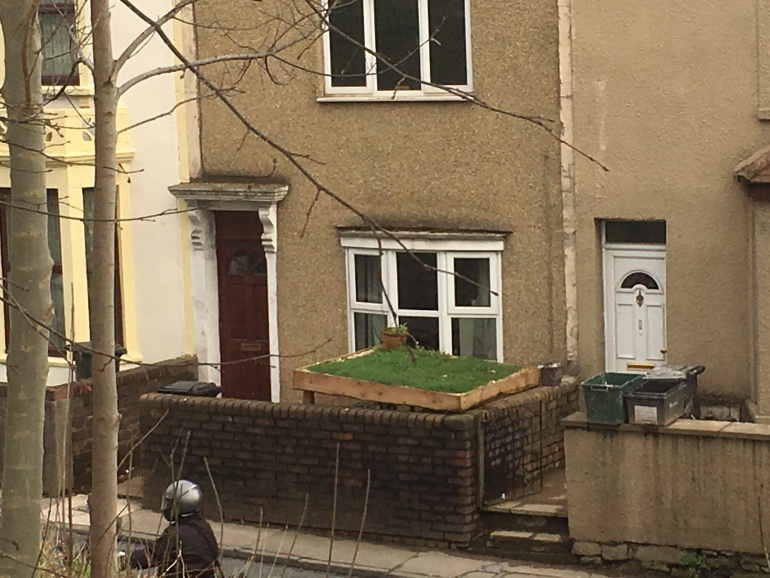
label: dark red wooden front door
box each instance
[215,211,271,400]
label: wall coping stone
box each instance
[481,378,579,411]
[0,355,197,401]
[140,393,479,430]
[564,411,770,441]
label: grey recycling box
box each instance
[624,365,705,426]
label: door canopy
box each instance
[735,144,770,194]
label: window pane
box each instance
[39,3,79,85]
[399,316,439,350]
[354,254,381,303]
[329,0,367,87]
[0,190,66,356]
[605,220,666,244]
[47,191,66,355]
[620,272,659,290]
[83,187,94,259]
[452,318,496,360]
[374,0,421,90]
[83,188,95,340]
[428,0,467,85]
[228,250,266,276]
[397,252,437,310]
[454,258,490,307]
[83,188,124,346]
[354,312,386,350]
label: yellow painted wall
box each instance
[0,107,136,382]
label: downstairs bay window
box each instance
[341,230,504,361]
[0,190,66,356]
[0,188,125,359]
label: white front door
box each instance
[604,246,666,372]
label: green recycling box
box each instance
[582,372,643,425]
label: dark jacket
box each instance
[130,514,220,578]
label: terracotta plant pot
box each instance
[381,328,407,349]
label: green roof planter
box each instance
[293,347,540,412]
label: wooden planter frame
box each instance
[293,348,541,412]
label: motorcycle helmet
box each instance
[162,479,202,521]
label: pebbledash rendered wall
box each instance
[0,356,197,496]
[139,380,579,547]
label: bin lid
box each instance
[158,381,220,396]
[644,364,704,381]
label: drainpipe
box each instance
[559,0,579,374]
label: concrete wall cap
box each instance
[442,415,472,430]
[564,412,770,442]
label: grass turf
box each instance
[308,347,520,394]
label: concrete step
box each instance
[490,529,571,552]
[470,529,576,566]
[481,501,569,535]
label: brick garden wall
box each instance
[140,394,480,547]
[139,380,580,547]
[0,356,196,495]
[64,357,197,490]
[482,378,580,501]
[7,356,198,494]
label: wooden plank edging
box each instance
[292,350,540,412]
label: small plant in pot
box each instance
[381,323,408,349]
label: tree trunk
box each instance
[90,0,120,576]
[0,2,52,576]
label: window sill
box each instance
[44,85,94,98]
[317,93,472,103]
[0,351,141,369]
[0,354,70,368]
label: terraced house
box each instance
[570,0,770,417]
[175,0,568,401]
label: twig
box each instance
[278,494,309,578]
[760,493,770,570]
[116,409,170,471]
[203,457,225,551]
[326,443,340,578]
[347,469,370,578]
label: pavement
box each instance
[39,489,614,578]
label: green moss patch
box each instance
[308,347,520,394]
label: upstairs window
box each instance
[39,0,80,86]
[341,231,503,361]
[324,0,472,97]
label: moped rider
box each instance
[130,479,221,578]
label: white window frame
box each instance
[39,0,83,88]
[321,0,473,100]
[341,232,503,360]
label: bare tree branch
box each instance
[118,52,277,96]
[113,0,197,78]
